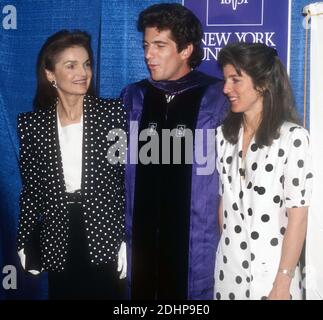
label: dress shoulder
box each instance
[85,95,125,114]
[17,107,53,137]
[279,121,310,144]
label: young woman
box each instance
[214,42,313,300]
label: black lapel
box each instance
[50,104,68,195]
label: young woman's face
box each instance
[223,64,263,116]
[46,46,92,97]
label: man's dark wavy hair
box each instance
[218,42,301,147]
[137,3,203,69]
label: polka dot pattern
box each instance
[215,122,313,300]
[17,95,127,271]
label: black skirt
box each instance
[48,202,125,300]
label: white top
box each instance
[214,122,313,300]
[57,113,83,193]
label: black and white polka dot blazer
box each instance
[17,95,127,271]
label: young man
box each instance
[122,3,228,300]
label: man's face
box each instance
[143,27,191,81]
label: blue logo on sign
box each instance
[207,0,264,26]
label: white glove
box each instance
[117,241,127,279]
[18,248,41,275]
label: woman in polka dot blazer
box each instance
[214,43,313,300]
[16,30,127,299]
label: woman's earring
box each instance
[51,80,57,89]
[257,87,265,96]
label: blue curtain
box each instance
[0,0,311,299]
[290,0,312,127]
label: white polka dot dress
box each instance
[17,95,127,271]
[214,122,313,300]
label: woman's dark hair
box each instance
[34,30,95,110]
[137,3,203,69]
[218,42,301,147]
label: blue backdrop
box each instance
[0,0,311,299]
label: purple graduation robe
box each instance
[121,71,228,299]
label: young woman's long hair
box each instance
[218,42,301,147]
[34,30,95,110]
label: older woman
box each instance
[16,30,127,299]
[214,42,313,300]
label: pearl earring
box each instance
[51,80,57,89]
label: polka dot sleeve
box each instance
[107,99,127,242]
[283,127,313,208]
[16,113,42,251]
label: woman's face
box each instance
[223,64,263,116]
[46,46,92,97]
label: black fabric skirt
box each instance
[48,202,125,300]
